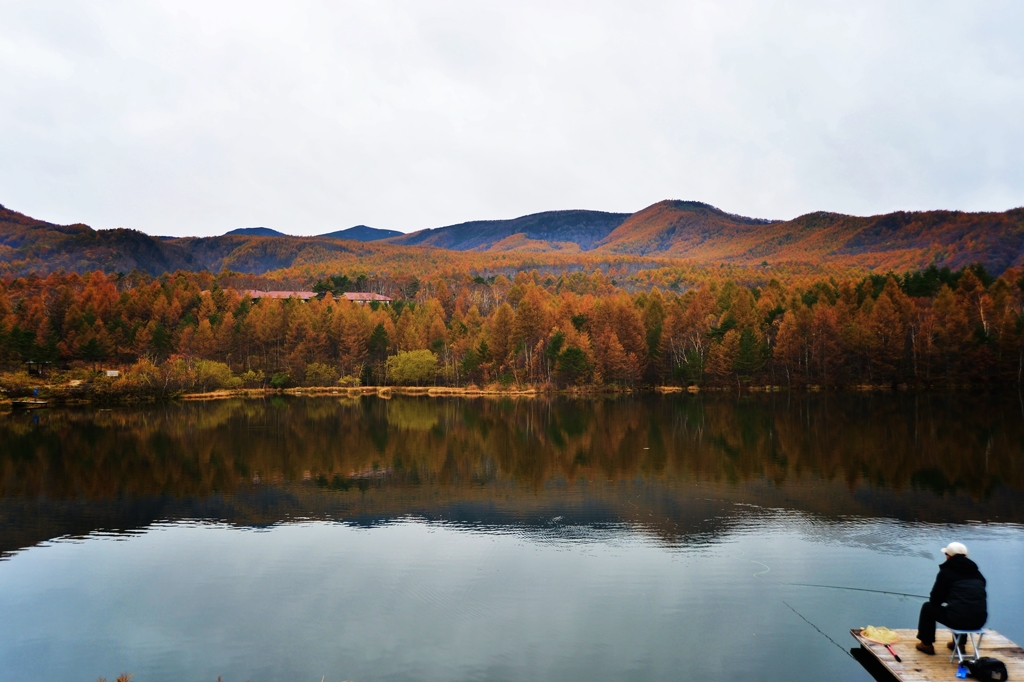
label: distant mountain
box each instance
[387,210,631,251]
[0,204,400,276]
[3,201,1023,277]
[225,227,287,237]
[595,200,1024,272]
[0,204,199,276]
[223,225,402,242]
[595,201,776,255]
[319,225,403,242]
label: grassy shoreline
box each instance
[2,374,1013,409]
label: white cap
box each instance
[941,542,968,557]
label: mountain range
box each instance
[386,209,630,252]
[225,225,402,241]
[2,200,1023,277]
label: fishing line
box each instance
[785,583,927,599]
[738,556,916,663]
[736,555,923,599]
[743,561,855,661]
[783,600,854,659]
[733,557,925,659]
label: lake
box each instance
[2,394,1023,681]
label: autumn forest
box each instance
[1,259,1023,399]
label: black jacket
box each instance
[930,554,987,627]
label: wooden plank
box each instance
[850,628,1024,681]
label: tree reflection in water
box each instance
[1,393,1023,553]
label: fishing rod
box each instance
[785,583,928,599]
[751,561,904,662]
[783,600,854,659]
[743,556,926,600]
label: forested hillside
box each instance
[2,264,1021,394]
[0,204,199,275]
[386,209,631,251]
[2,201,1023,279]
[596,200,1024,272]
[0,204,472,277]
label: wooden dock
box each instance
[10,399,48,410]
[851,628,1024,681]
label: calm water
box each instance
[1,394,1023,681]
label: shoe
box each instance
[916,642,936,655]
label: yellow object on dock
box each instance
[861,625,900,644]
[851,628,1024,681]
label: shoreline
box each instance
[2,381,1019,409]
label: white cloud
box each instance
[1,0,1022,236]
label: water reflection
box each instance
[1,394,1023,556]
[3,517,1022,682]
[3,395,1024,681]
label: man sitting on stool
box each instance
[916,542,987,655]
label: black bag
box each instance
[965,657,1009,681]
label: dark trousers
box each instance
[917,602,983,644]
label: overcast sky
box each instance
[1,1,1023,237]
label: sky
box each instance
[1,1,1023,237]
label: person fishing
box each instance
[915,542,987,655]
